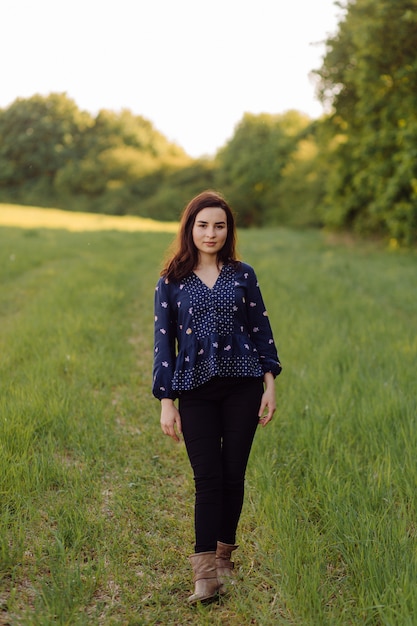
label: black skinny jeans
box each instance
[179,376,264,553]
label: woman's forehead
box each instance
[195,207,227,222]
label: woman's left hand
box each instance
[258,373,276,427]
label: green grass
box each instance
[0,211,416,624]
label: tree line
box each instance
[1,0,416,245]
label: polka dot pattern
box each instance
[182,266,235,339]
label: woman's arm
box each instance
[153,278,177,400]
[160,398,182,442]
[244,265,282,377]
[258,371,276,427]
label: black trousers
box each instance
[179,376,264,553]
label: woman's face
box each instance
[192,207,228,259]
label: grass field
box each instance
[0,204,416,625]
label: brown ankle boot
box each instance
[187,551,221,603]
[216,541,239,593]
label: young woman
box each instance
[153,190,282,603]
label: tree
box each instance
[0,93,192,215]
[133,159,218,220]
[54,107,190,213]
[0,93,92,202]
[216,111,310,226]
[315,0,417,244]
[268,123,330,228]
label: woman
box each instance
[153,190,282,603]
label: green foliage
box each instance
[0,94,326,229]
[315,0,417,245]
[216,111,312,226]
[0,93,92,203]
[55,108,189,199]
[5,31,417,248]
[265,121,333,228]
[135,159,218,220]
[0,94,192,216]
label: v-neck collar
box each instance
[192,264,225,290]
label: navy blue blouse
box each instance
[152,262,282,400]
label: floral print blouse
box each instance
[153,262,282,400]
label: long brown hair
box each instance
[162,190,238,282]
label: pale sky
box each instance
[1,0,343,158]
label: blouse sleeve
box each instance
[245,265,282,377]
[152,277,178,400]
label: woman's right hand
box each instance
[160,399,182,443]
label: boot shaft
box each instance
[216,541,239,569]
[188,551,220,603]
[189,551,217,581]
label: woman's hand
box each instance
[258,372,276,427]
[160,398,182,442]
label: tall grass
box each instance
[0,211,416,624]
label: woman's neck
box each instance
[195,253,221,270]
[193,257,223,289]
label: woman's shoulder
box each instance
[232,261,256,277]
[156,272,182,285]
[155,274,177,293]
[155,275,168,289]
[155,274,187,298]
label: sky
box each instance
[1,0,344,158]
